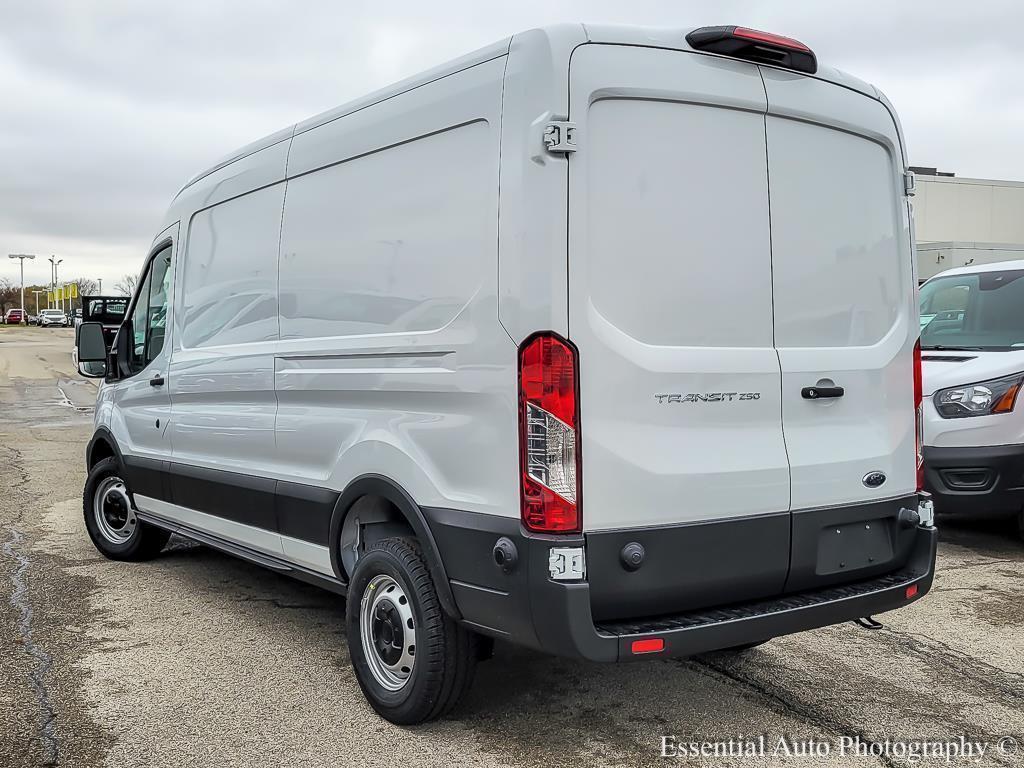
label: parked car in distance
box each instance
[919,260,1024,539]
[76,23,937,724]
[27,314,40,325]
[4,308,26,325]
[39,308,69,327]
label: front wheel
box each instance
[83,457,170,560]
[346,537,479,724]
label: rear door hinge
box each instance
[904,170,916,197]
[543,121,578,155]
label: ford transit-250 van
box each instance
[75,24,937,724]
[919,260,1024,538]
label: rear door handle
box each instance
[802,385,844,399]
[150,374,165,387]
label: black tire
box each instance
[346,536,478,724]
[83,457,170,561]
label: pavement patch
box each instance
[3,527,59,765]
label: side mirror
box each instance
[77,322,106,361]
[76,321,108,378]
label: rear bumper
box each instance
[522,524,935,662]
[425,504,937,663]
[923,443,1024,517]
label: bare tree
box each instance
[70,277,99,297]
[68,277,99,311]
[115,273,138,296]
[0,277,17,314]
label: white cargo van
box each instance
[919,260,1024,537]
[76,23,937,724]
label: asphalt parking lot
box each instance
[2,324,1023,768]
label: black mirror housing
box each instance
[77,321,107,362]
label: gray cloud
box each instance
[1,0,1021,288]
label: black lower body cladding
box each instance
[424,496,936,662]
[101,433,937,664]
[924,443,1024,517]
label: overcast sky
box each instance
[1,0,1021,291]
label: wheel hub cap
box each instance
[360,574,416,691]
[93,476,137,544]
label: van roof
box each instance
[176,23,881,199]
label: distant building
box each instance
[911,167,1024,281]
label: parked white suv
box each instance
[919,260,1024,538]
[75,23,937,723]
[39,308,69,328]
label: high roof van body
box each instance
[76,23,937,723]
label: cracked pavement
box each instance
[1,325,1023,767]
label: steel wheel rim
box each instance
[359,574,416,691]
[93,476,137,544]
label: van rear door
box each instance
[761,71,918,591]
[567,45,791,619]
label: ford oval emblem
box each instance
[862,471,887,489]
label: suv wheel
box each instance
[347,536,479,724]
[83,457,170,560]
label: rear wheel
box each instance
[346,536,479,724]
[83,457,170,560]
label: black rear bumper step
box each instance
[595,569,915,637]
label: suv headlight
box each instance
[934,373,1023,418]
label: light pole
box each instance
[98,278,103,294]
[33,290,45,316]
[8,254,36,323]
[48,255,63,310]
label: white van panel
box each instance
[763,75,916,509]
[273,59,519,523]
[287,56,506,178]
[768,121,902,348]
[172,136,289,215]
[582,98,774,348]
[569,45,790,531]
[169,184,285,476]
[279,122,490,340]
[179,189,282,349]
[496,25,587,342]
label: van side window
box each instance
[125,245,172,375]
[127,272,151,373]
[147,248,172,360]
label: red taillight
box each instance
[914,339,924,491]
[733,26,811,52]
[631,638,665,655]
[519,333,581,533]
[905,583,919,600]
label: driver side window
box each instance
[125,244,172,376]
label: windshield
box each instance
[42,310,63,316]
[919,269,1024,350]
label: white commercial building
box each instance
[912,169,1024,281]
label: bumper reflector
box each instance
[905,584,919,600]
[631,638,665,655]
